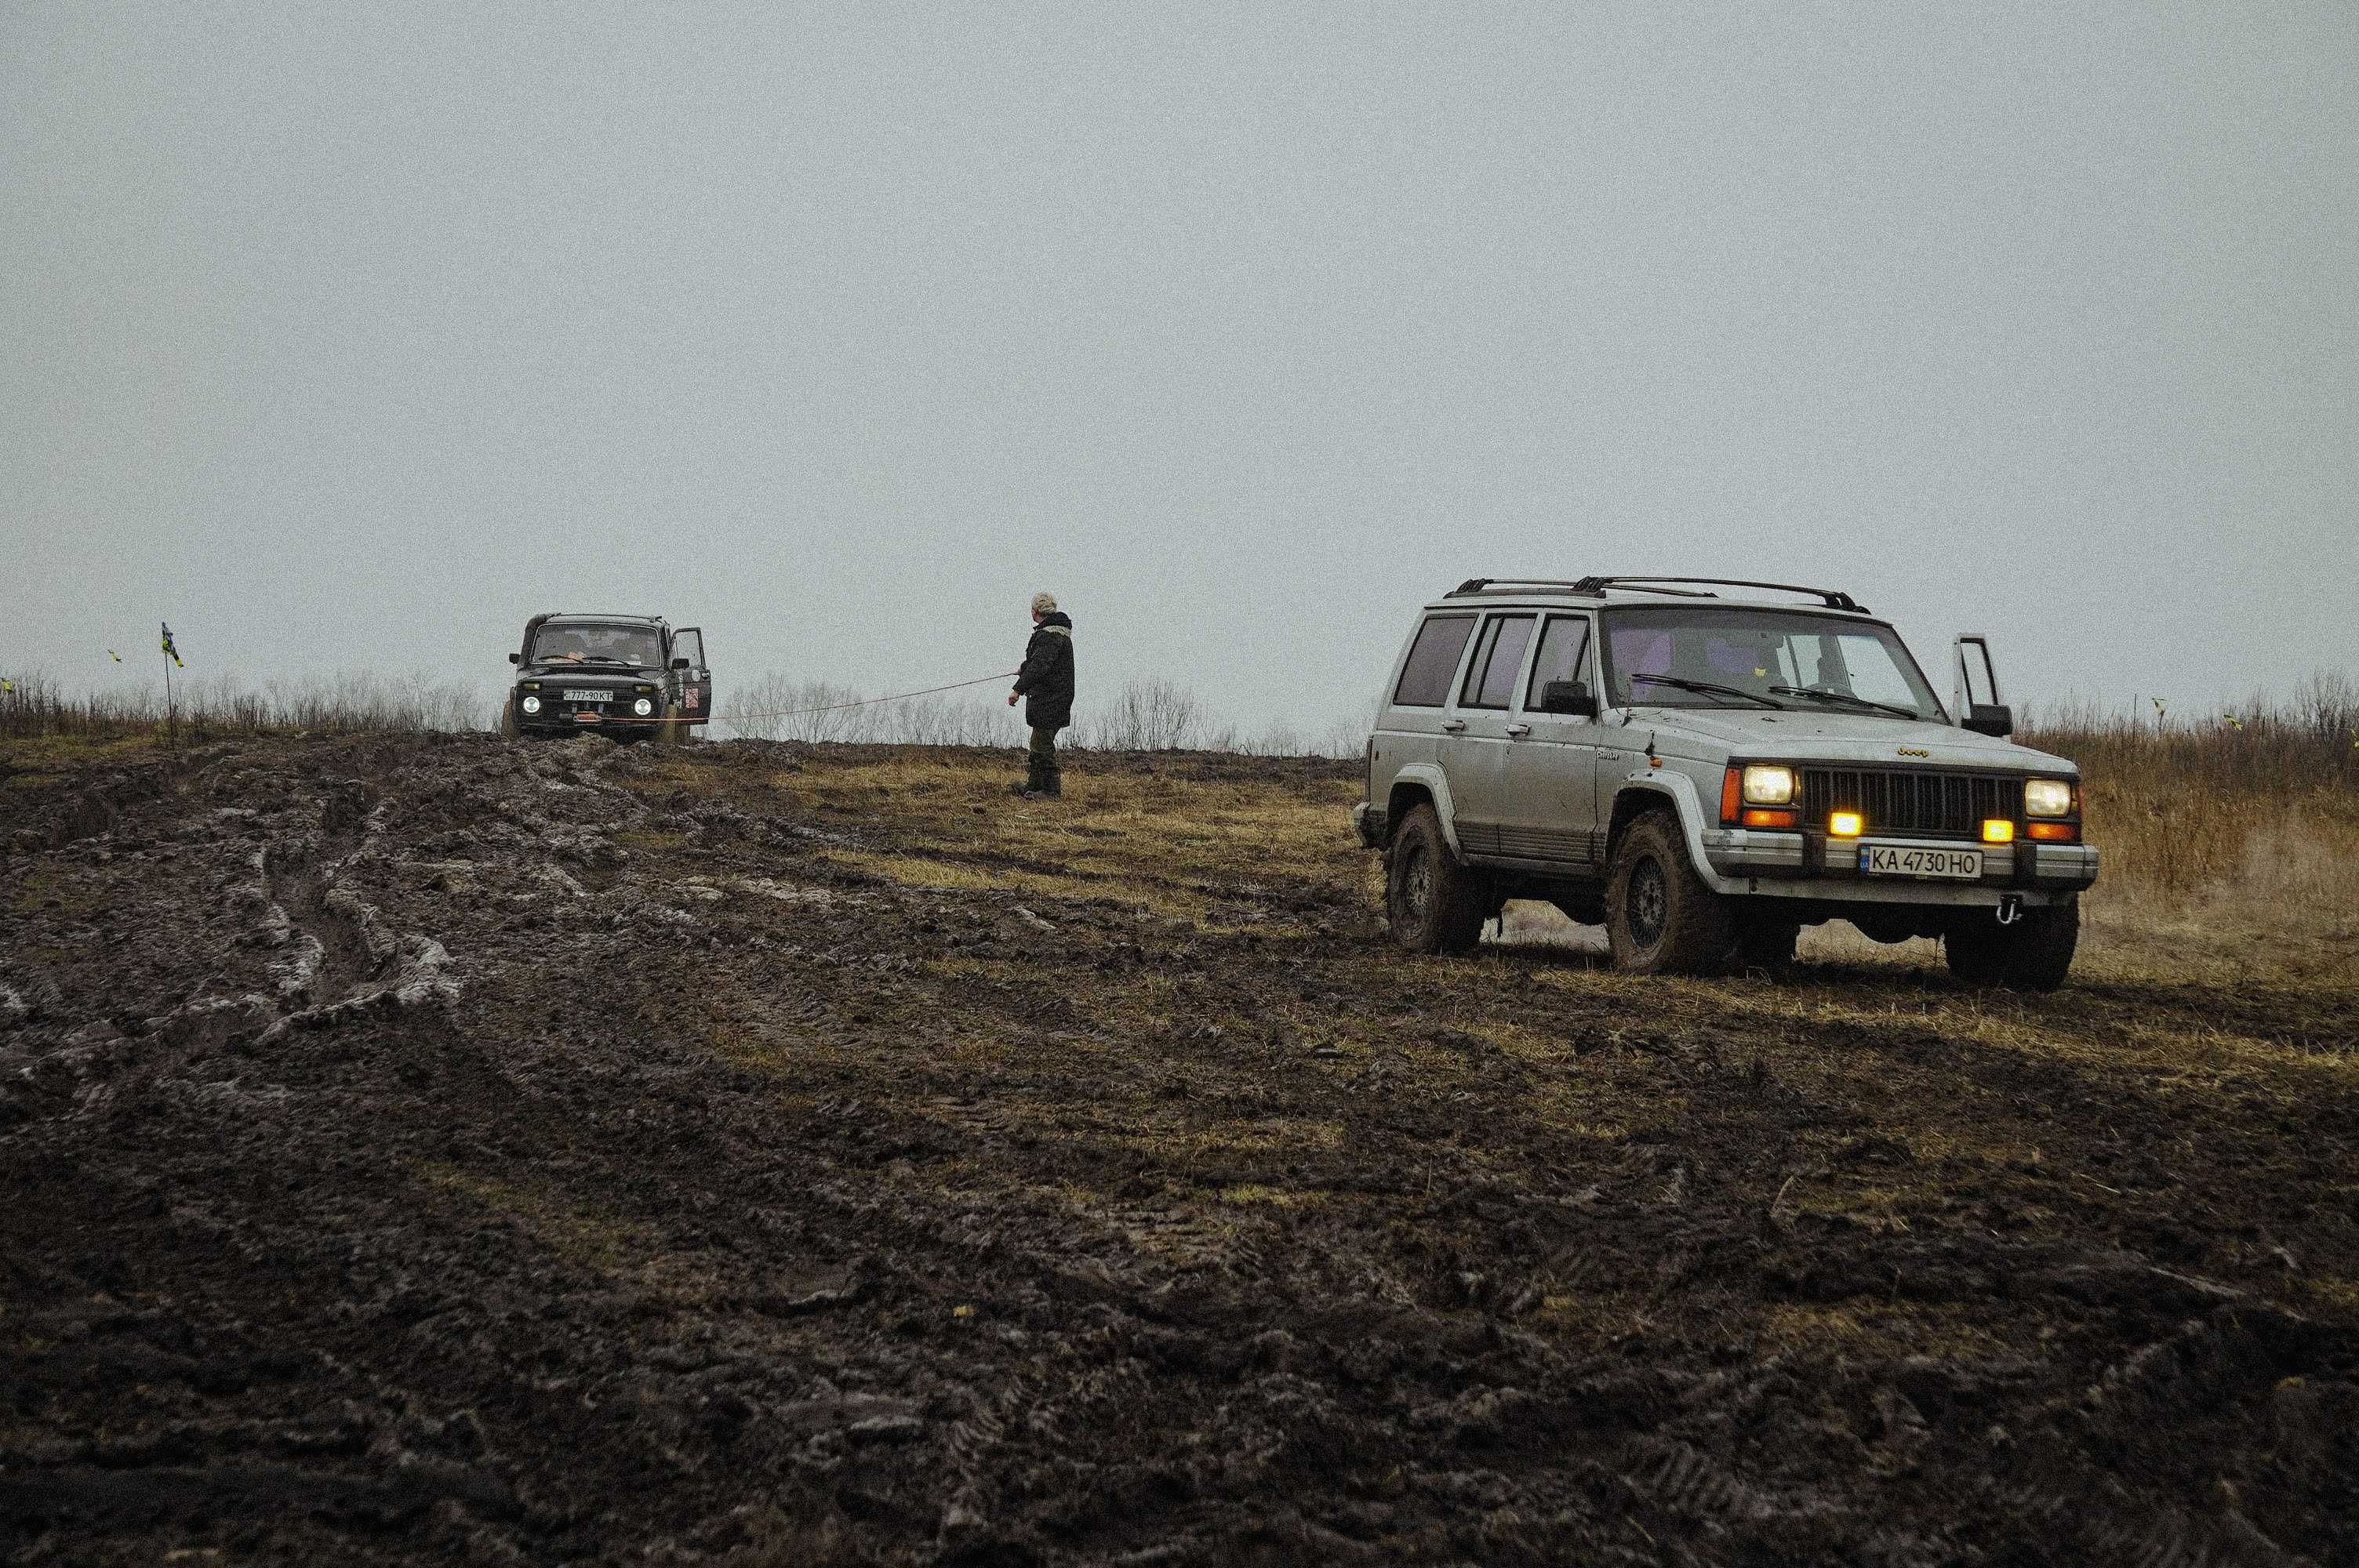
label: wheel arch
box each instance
[1385,764,1467,859]
[1604,773,1741,893]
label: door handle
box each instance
[1506,723,1532,738]
[1441,719,1467,732]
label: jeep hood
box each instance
[518,665,649,681]
[1629,707,2078,775]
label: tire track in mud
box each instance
[253,780,460,1043]
[7,735,2356,1566]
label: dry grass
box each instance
[0,670,486,739]
[2022,677,2359,912]
[671,750,1361,930]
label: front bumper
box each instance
[1700,828,2099,902]
[1351,801,1387,850]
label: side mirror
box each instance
[508,652,520,665]
[1962,703,2014,738]
[670,657,690,671]
[1539,681,1598,718]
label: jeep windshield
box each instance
[1602,607,1947,720]
[530,623,663,668]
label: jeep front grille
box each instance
[1797,768,2016,840]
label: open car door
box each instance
[1952,634,2014,737]
[671,627,711,728]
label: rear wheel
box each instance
[1606,811,1739,975]
[1386,803,1487,955]
[1945,898,2079,991]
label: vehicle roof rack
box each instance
[1447,578,1594,597]
[1445,577,1867,613]
[1574,577,1868,612]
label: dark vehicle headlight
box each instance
[633,697,655,717]
[520,695,542,715]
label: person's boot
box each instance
[1010,756,1046,797]
[1041,767,1062,799]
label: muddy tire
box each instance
[656,703,688,748]
[1607,811,1739,975]
[1386,803,1487,955]
[498,699,519,739]
[1945,898,2079,991]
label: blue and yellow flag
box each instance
[1,677,14,695]
[161,622,184,668]
[109,649,122,662]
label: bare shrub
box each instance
[1081,679,1202,752]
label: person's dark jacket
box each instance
[1013,612,1076,731]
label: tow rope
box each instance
[563,670,1020,728]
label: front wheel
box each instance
[1945,898,2079,991]
[1606,811,1739,975]
[1386,803,1487,955]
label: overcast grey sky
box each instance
[5,2,2354,733]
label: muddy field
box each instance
[3,731,2355,1566]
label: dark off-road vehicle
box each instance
[500,613,714,744]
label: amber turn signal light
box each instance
[1981,819,2016,844]
[2025,821,2078,841]
[1739,808,1797,829]
[1827,811,1863,837]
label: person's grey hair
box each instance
[1030,591,1057,615]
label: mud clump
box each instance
[2,733,2354,1565]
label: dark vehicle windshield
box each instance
[530,622,663,668]
[1602,607,1947,720]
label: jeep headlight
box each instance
[1740,764,1795,806]
[633,697,655,717]
[2025,779,2074,818]
[520,695,541,715]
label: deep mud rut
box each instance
[3,733,2354,1566]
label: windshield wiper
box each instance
[1626,674,1784,710]
[1769,685,1920,721]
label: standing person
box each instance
[1007,591,1075,797]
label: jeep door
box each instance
[1495,614,1606,869]
[1441,612,1539,855]
[672,627,711,726]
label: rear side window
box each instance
[1525,616,1593,706]
[1392,615,1478,707]
[1459,615,1536,710]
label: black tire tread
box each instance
[1387,803,1487,956]
[1606,811,1739,976]
[1946,898,2079,991]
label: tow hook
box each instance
[1996,895,2023,926]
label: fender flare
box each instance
[1607,771,1750,896]
[1387,763,1468,861]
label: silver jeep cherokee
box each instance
[1352,577,2099,989]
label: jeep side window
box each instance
[1459,615,1536,710]
[1392,614,1478,707]
[1524,616,1593,707]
